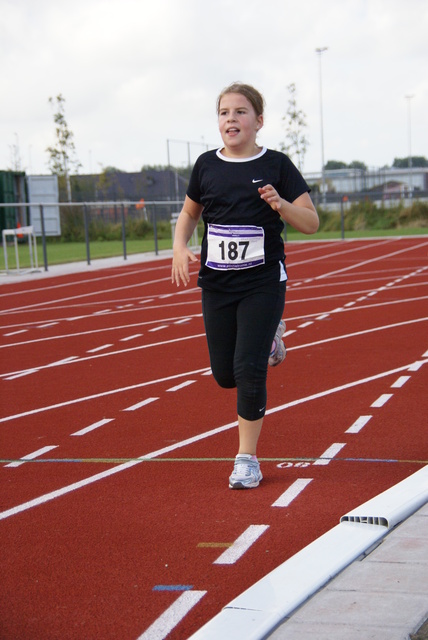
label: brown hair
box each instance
[216,82,265,117]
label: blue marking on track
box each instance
[152,585,193,591]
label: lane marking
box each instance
[123,398,159,411]
[167,381,196,392]
[391,375,411,388]
[313,443,346,466]
[213,525,269,565]
[5,445,58,468]
[272,478,313,508]
[345,415,372,434]
[1,361,425,520]
[3,329,28,336]
[71,418,115,436]
[371,393,393,408]
[120,334,142,341]
[136,590,207,640]
[87,344,113,353]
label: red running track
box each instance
[1,237,428,639]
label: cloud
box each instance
[1,0,427,176]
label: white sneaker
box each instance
[229,454,263,489]
[269,320,286,367]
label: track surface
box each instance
[1,237,427,639]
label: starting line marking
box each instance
[346,415,372,434]
[5,445,58,468]
[213,525,269,565]
[137,590,207,640]
[312,443,346,466]
[272,478,313,508]
[371,393,393,408]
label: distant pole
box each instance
[405,95,414,198]
[316,47,328,205]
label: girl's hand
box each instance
[258,184,283,212]
[172,246,198,287]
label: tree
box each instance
[46,94,81,201]
[324,160,347,170]
[280,83,308,172]
[393,156,428,168]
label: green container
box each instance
[0,171,26,232]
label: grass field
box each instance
[1,227,427,271]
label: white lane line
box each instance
[313,443,346,466]
[137,590,207,640]
[167,381,196,392]
[123,398,159,411]
[298,321,313,328]
[0,361,422,520]
[345,415,372,434]
[37,322,59,328]
[87,344,113,353]
[71,418,115,436]
[5,368,38,380]
[120,334,142,341]
[272,478,313,508]
[408,360,428,371]
[284,329,296,337]
[213,525,269,565]
[4,329,28,336]
[5,446,58,468]
[391,376,411,388]
[149,325,169,332]
[316,314,330,320]
[371,393,393,408]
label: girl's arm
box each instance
[258,186,319,235]
[171,196,204,287]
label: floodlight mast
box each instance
[316,47,328,204]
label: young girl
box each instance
[171,82,319,489]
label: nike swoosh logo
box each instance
[252,179,263,183]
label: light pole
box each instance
[316,47,328,204]
[405,94,414,198]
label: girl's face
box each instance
[218,92,263,158]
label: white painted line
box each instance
[391,376,411,388]
[174,318,191,324]
[0,362,420,521]
[313,443,346,466]
[356,296,367,301]
[316,314,330,320]
[284,329,296,337]
[120,334,142,341]
[408,360,428,371]
[298,321,313,328]
[5,445,58,468]
[272,478,313,508]
[423,349,428,358]
[37,322,59,328]
[149,325,169,332]
[4,329,28,336]
[201,369,212,376]
[344,301,356,307]
[5,368,38,380]
[371,393,393,408]
[213,525,269,565]
[71,418,114,436]
[367,291,378,297]
[123,397,159,411]
[167,380,196,392]
[87,344,113,353]
[139,299,154,304]
[346,415,372,434]
[94,309,112,315]
[137,590,207,640]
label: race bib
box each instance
[206,224,265,270]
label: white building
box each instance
[304,167,428,196]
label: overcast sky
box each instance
[1,0,427,178]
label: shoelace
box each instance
[233,461,257,477]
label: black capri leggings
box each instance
[201,281,286,421]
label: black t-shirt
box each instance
[187,147,310,292]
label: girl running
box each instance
[171,82,319,489]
